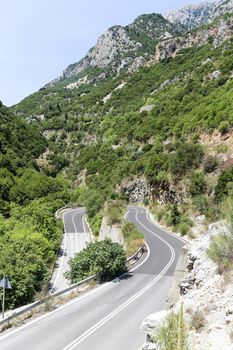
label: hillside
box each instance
[0,103,70,308]
[6,1,233,310]
[13,12,233,233]
[47,13,180,88]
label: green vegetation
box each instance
[208,198,233,273]
[0,104,70,308]
[121,221,145,256]
[3,13,233,306]
[65,239,127,282]
[12,32,233,232]
[105,200,126,225]
[153,305,189,350]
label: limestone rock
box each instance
[118,177,150,203]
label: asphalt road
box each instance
[51,208,91,292]
[0,206,186,350]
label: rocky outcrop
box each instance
[164,1,227,31]
[118,177,150,203]
[155,16,233,62]
[141,221,233,350]
[49,14,180,87]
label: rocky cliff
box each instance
[50,14,180,87]
[164,0,228,31]
[155,15,233,62]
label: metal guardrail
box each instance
[0,245,146,331]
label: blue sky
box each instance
[0,0,215,106]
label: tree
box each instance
[65,239,127,283]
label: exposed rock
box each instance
[49,14,180,86]
[118,177,150,203]
[128,56,146,73]
[155,16,233,62]
[164,1,226,31]
[211,70,221,79]
[141,220,233,350]
[140,104,155,113]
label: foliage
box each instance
[153,305,189,350]
[204,156,218,173]
[208,197,233,273]
[105,200,126,225]
[215,167,233,202]
[121,221,144,256]
[189,171,207,197]
[65,239,127,282]
[0,230,53,308]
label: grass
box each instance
[121,221,145,257]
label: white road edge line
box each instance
[51,213,68,291]
[51,208,84,292]
[0,209,150,342]
[62,209,175,350]
[146,211,188,244]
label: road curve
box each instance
[51,208,91,292]
[0,206,186,350]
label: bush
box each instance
[165,204,181,227]
[65,239,127,283]
[190,309,206,332]
[178,223,190,236]
[105,200,126,225]
[207,233,233,273]
[204,156,218,173]
[219,120,230,135]
[153,304,189,350]
[189,172,207,197]
[215,167,233,202]
[192,195,209,214]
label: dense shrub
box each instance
[204,156,218,173]
[65,239,127,282]
[105,200,126,225]
[215,167,233,201]
[189,172,207,197]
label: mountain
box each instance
[11,1,233,239]
[49,14,180,88]
[164,0,233,31]
[6,0,233,310]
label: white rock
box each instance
[141,311,168,334]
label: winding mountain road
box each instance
[51,208,91,292]
[0,206,186,350]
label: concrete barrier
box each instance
[166,245,189,308]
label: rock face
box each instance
[50,14,180,87]
[118,177,150,203]
[155,16,233,62]
[141,221,233,350]
[164,0,227,31]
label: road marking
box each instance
[51,209,85,291]
[146,212,188,244]
[0,210,151,343]
[62,208,175,350]
[51,213,67,291]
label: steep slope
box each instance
[0,102,70,308]
[12,7,233,242]
[49,14,180,88]
[164,0,233,31]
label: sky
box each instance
[0,0,215,106]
